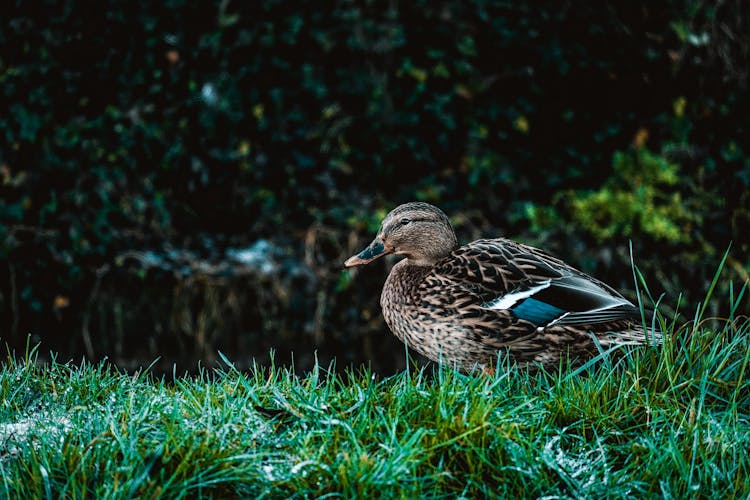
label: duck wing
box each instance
[429,239,642,330]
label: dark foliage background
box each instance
[1,0,748,373]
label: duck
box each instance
[345,202,660,372]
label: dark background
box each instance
[1,0,748,374]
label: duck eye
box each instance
[400,218,411,226]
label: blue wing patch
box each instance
[511,298,566,326]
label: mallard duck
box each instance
[345,202,659,372]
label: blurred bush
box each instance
[0,0,747,372]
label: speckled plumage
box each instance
[345,202,660,372]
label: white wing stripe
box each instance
[485,281,551,310]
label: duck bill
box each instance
[344,238,393,267]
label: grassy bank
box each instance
[1,292,749,498]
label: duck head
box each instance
[345,202,458,268]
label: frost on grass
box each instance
[0,410,72,458]
[540,434,612,495]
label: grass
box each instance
[1,285,749,498]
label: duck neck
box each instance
[381,259,432,305]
